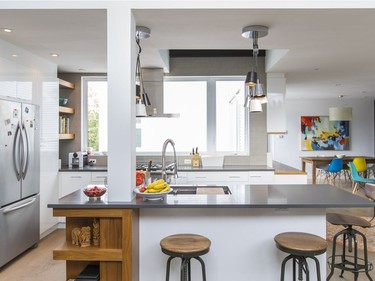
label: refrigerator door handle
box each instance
[2,197,36,214]
[21,122,30,179]
[13,122,22,181]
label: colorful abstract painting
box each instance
[300,116,350,151]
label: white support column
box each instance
[107,5,135,201]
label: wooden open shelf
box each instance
[59,78,75,89]
[59,106,74,114]
[52,208,139,281]
[54,242,122,261]
[59,133,75,140]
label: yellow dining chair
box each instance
[353,157,367,176]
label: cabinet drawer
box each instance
[187,172,249,183]
[91,172,108,183]
[59,172,91,198]
[248,171,274,184]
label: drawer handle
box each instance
[229,176,241,178]
[194,176,207,179]
[250,176,262,178]
[70,176,82,178]
[95,176,107,179]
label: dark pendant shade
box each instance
[245,71,257,86]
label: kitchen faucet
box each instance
[161,138,178,183]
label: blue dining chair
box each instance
[322,158,343,185]
[348,162,375,194]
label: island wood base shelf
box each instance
[52,208,139,281]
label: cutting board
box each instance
[196,187,225,194]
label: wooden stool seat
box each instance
[274,232,327,256]
[327,213,371,228]
[160,234,211,257]
[160,234,211,281]
[274,232,327,281]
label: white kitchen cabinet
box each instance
[248,171,274,184]
[174,171,188,184]
[16,63,34,101]
[187,171,249,184]
[58,172,91,198]
[91,172,108,184]
[0,57,17,98]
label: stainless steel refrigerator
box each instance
[0,98,40,268]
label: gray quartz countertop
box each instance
[48,184,375,209]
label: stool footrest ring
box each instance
[327,255,374,273]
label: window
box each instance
[82,76,248,155]
[82,76,108,152]
[136,76,248,154]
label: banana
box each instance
[153,183,168,190]
[160,185,170,193]
[146,179,164,189]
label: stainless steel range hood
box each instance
[137,68,179,118]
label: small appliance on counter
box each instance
[69,151,88,168]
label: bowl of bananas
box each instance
[134,179,172,200]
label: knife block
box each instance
[192,154,201,167]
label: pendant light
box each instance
[242,25,269,112]
[329,95,352,121]
[135,26,151,116]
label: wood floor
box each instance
[0,180,374,281]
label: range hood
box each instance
[136,68,179,118]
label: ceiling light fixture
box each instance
[2,28,12,33]
[329,95,352,121]
[50,53,59,57]
[135,26,151,117]
[242,25,269,112]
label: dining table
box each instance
[300,156,375,184]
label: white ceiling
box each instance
[1,8,375,100]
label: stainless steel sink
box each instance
[169,185,231,195]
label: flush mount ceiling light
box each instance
[329,95,352,121]
[135,26,151,114]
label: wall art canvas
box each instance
[300,116,350,151]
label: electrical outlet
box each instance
[89,159,97,164]
[184,159,192,165]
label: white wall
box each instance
[270,98,374,174]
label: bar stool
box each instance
[274,232,327,281]
[160,233,211,281]
[326,213,374,281]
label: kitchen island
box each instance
[48,184,374,281]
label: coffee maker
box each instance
[68,152,88,168]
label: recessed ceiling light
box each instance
[50,53,59,57]
[12,54,18,57]
[78,68,86,72]
[2,28,12,33]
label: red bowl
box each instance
[83,185,107,198]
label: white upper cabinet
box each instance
[0,57,17,98]
[16,63,34,101]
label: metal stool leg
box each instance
[166,256,175,281]
[195,256,207,281]
[356,230,374,281]
[311,256,322,281]
[280,255,294,281]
